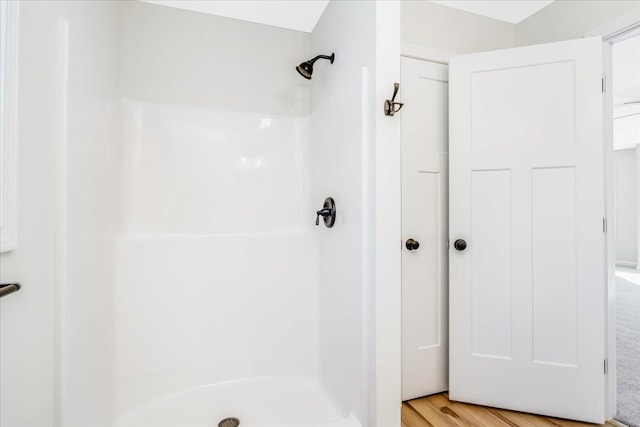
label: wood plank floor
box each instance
[402,393,623,427]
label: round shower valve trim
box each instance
[315,197,336,228]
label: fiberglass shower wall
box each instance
[115,1,317,422]
[56,1,379,425]
[310,1,377,424]
[58,1,318,424]
[52,1,121,425]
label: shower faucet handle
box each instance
[315,197,336,228]
[316,208,332,225]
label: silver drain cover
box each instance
[218,417,240,427]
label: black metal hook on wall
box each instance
[384,82,404,116]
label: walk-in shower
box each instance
[46,1,378,426]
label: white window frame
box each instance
[1,0,18,253]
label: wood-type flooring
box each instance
[402,393,623,427]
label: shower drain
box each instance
[218,417,240,427]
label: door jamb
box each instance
[401,44,453,65]
[586,9,640,421]
[587,10,640,42]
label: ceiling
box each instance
[141,0,329,33]
[429,0,554,24]
[613,34,640,150]
[142,0,555,32]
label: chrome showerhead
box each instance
[295,53,334,80]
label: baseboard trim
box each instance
[615,260,637,268]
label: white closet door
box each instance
[449,37,606,423]
[401,57,449,401]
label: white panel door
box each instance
[449,37,606,423]
[401,57,449,400]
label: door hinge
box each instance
[604,359,607,375]
[602,77,605,93]
[603,218,607,233]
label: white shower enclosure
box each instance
[43,1,385,426]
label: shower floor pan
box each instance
[116,376,361,427]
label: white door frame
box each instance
[401,44,453,65]
[586,9,640,420]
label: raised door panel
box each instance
[449,37,605,423]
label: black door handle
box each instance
[454,239,467,251]
[0,283,21,298]
[405,239,420,250]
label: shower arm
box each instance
[309,54,334,65]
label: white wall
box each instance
[119,2,310,117]
[615,116,640,151]
[612,35,640,151]
[310,1,377,424]
[637,148,640,269]
[616,148,638,266]
[401,0,640,55]
[0,1,58,424]
[401,0,516,54]
[374,3,402,426]
[0,2,121,426]
[118,1,312,233]
[516,0,640,46]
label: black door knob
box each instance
[454,239,467,251]
[405,239,420,250]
